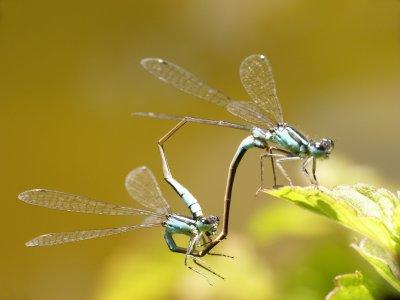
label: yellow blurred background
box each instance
[2,0,400,299]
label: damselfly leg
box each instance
[185,233,201,266]
[200,233,211,246]
[188,254,224,284]
[262,147,302,186]
[185,235,212,284]
[207,252,234,259]
[276,156,302,186]
[191,256,225,280]
[184,234,225,284]
[259,147,274,191]
[259,147,295,188]
[301,157,319,187]
[312,158,318,186]
[301,157,313,184]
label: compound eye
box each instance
[208,216,219,224]
[314,143,322,150]
[322,139,333,147]
[199,217,208,224]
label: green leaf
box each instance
[264,184,400,253]
[352,238,400,292]
[326,271,375,300]
[263,184,400,292]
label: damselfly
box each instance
[18,166,229,283]
[135,54,334,245]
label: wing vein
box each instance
[18,189,156,216]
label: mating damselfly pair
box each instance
[20,54,333,284]
[135,54,334,242]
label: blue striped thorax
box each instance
[251,123,333,159]
[269,124,309,155]
[163,214,219,237]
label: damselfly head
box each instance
[309,138,334,158]
[197,215,219,234]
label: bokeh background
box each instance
[2,0,400,299]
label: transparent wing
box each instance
[227,101,275,130]
[26,224,159,247]
[141,58,232,107]
[18,189,156,216]
[125,166,170,214]
[240,54,283,123]
[133,112,251,131]
[142,214,166,225]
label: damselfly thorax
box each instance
[252,124,309,156]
